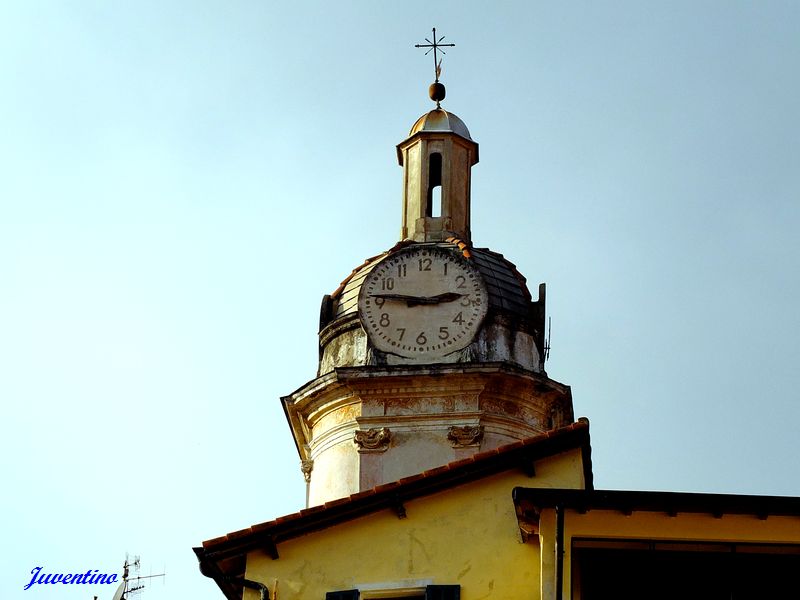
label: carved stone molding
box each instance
[354,427,392,453]
[447,424,484,447]
[300,459,314,483]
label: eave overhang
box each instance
[512,487,800,543]
[396,129,479,166]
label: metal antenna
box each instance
[415,27,455,83]
[544,317,552,362]
[115,554,165,599]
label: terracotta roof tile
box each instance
[297,505,325,516]
[372,481,402,493]
[447,457,474,469]
[250,521,277,533]
[203,535,230,548]
[505,439,527,450]
[422,464,451,477]
[274,514,297,523]
[225,528,254,541]
[323,496,351,509]
[348,489,374,501]
[397,473,425,485]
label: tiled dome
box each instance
[329,241,531,323]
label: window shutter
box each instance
[326,590,359,600]
[425,585,460,600]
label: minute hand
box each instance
[370,292,464,307]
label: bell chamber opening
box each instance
[427,152,442,217]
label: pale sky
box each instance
[1,2,799,600]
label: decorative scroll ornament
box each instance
[300,459,314,483]
[447,425,484,447]
[354,427,392,452]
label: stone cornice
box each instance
[282,362,573,461]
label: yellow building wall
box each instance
[244,449,586,600]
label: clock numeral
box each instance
[460,294,471,307]
[443,262,448,276]
[438,326,450,340]
[416,331,427,345]
[374,296,385,308]
[381,277,395,290]
[398,263,407,277]
[455,275,466,289]
[379,313,390,327]
[452,312,464,325]
[396,327,406,341]
[418,258,432,271]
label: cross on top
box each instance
[415,27,455,82]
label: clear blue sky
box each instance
[1,2,798,599]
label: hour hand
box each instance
[418,292,463,305]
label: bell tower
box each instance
[399,29,478,243]
[398,107,478,242]
[282,30,574,507]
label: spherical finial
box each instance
[429,82,446,103]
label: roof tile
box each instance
[447,457,474,469]
[397,473,425,485]
[250,521,278,533]
[373,481,402,493]
[323,497,351,509]
[348,489,374,501]
[299,504,326,515]
[225,528,252,541]
[422,464,451,477]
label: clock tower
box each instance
[283,50,574,507]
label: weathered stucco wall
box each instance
[244,450,586,600]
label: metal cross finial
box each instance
[415,27,455,83]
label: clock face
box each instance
[358,246,488,360]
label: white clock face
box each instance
[358,246,488,360]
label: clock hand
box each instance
[425,292,463,304]
[370,292,464,307]
[369,293,425,302]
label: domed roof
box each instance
[328,241,532,324]
[318,240,546,373]
[409,108,472,141]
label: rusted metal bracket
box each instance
[513,496,542,543]
[392,495,407,519]
[520,460,536,478]
[263,536,279,560]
